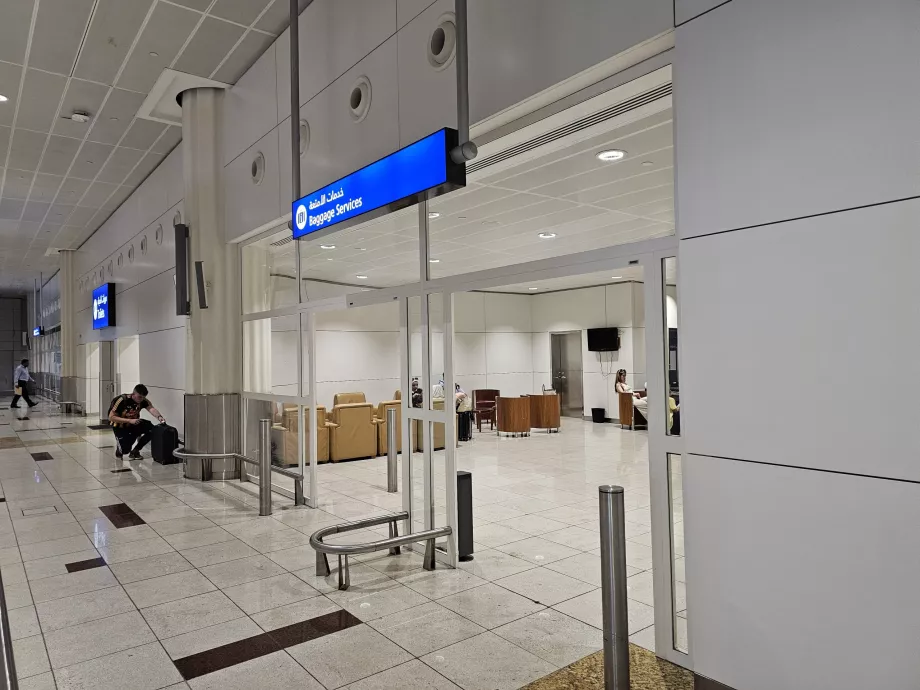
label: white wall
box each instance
[532,282,645,419]
[676,1,920,687]
[222,0,674,243]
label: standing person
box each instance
[10,359,37,408]
[108,384,166,459]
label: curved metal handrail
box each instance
[311,511,452,590]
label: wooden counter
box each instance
[496,397,531,436]
[530,394,561,432]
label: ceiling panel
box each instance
[120,119,166,151]
[125,151,164,186]
[0,0,33,66]
[256,0,311,34]
[86,89,148,145]
[28,0,96,75]
[21,200,49,222]
[39,136,81,176]
[214,29,275,84]
[30,173,64,202]
[169,0,212,10]
[81,180,118,207]
[175,17,246,78]
[15,69,68,133]
[7,129,46,171]
[151,125,182,155]
[56,176,91,203]
[53,80,110,139]
[2,170,35,199]
[117,2,201,93]
[0,64,24,127]
[73,0,152,86]
[97,147,145,184]
[211,0,274,26]
[67,206,98,227]
[71,141,115,180]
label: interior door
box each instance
[551,332,583,418]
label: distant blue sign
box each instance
[292,128,465,239]
[32,327,43,337]
[92,283,116,330]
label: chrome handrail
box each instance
[172,450,306,482]
[311,511,452,590]
[0,568,18,689]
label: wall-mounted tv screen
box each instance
[587,327,620,352]
[92,283,116,330]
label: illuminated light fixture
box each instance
[356,274,368,280]
[357,247,367,251]
[0,94,7,102]
[538,232,556,239]
[320,244,335,249]
[428,212,440,219]
[429,258,440,263]
[528,287,539,291]
[611,276,623,280]
[596,149,626,162]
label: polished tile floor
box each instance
[0,396,684,690]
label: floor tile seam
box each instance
[487,620,602,671]
[44,636,161,678]
[122,571,222,611]
[35,585,141,635]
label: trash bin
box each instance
[591,408,606,423]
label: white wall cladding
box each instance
[223,0,673,242]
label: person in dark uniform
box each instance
[108,384,166,459]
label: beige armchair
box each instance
[278,406,330,465]
[334,392,366,406]
[373,400,402,456]
[328,402,377,462]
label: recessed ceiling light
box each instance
[538,232,556,239]
[357,247,367,251]
[457,215,467,220]
[611,276,622,280]
[320,244,335,249]
[0,95,8,103]
[356,274,368,280]
[528,287,539,291]
[429,258,440,263]
[641,161,654,167]
[428,212,440,219]
[109,117,118,122]
[596,149,627,162]
[149,51,159,58]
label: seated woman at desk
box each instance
[615,370,679,430]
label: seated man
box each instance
[108,384,166,459]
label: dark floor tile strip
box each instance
[110,468,133,473]
[30,452,53,461]
[173,610,362,681]
[695,676,738,690]
[99,503,146,528]
[66,557,107,573]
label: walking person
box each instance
[108,384,166,459]
[10,359,37,409]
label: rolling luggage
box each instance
[151,423,180,465]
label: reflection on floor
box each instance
[0,397,683,689]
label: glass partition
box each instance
[242,224,299,313]
[669,453,687,653]
[242,315,299,396]
[664,257,680,436]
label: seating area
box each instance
[270,387,563,465]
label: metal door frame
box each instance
[550,329,584,418]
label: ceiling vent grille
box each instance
[271,236,294,248]
[467,83,672,174]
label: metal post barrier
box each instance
[259,419,272,517]
[0,568,18,690]
[386,407,398,493]
[294,478,305,506]
[599,485,630,690]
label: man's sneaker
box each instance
[128,451,142,460]
[115,448,123,459]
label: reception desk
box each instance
[529,394,561,432]
[496,397,531,436]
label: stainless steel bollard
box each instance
[259,419,272,517]
[599,485,630,690]
[387,407,398,493]
[294,478,305,506]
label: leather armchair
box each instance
[334,392,366,406]
[328,402,377,462]
[373,400,401,456]
[279,405,330,464]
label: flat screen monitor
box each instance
[92,283,116,330]
[587,327,620,352]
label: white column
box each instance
[241,245,272,393]
[181,88,241,395]
[59,250,76,378]
[675,1,920,688]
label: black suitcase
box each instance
[151,424,180,465]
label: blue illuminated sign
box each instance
[292,128,465,238]
[32,327,43,337]
[92,283,116,330]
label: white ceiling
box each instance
[0,0,308,294]
[259,104,674,292]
